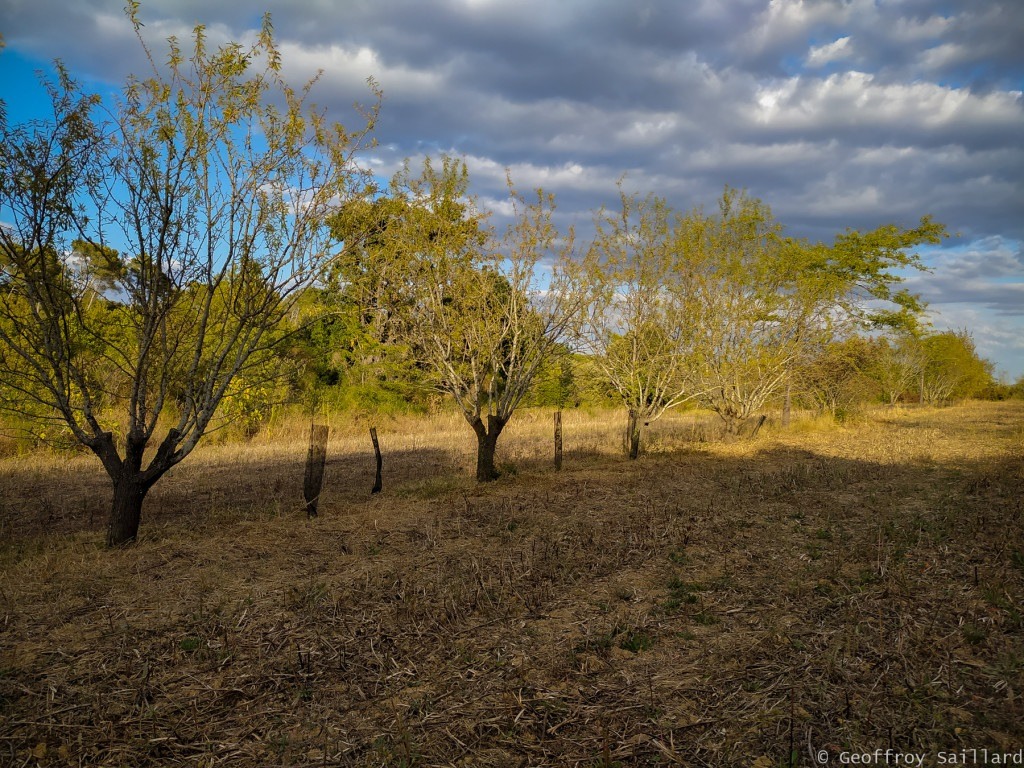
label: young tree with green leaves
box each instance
[397,158,583,480]
[918,330,993,404]
[0,10,377,545]
[677,187,945,433]
[578,190,698,458]
[675,189,833,434]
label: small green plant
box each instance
[962,623,987,646]
[663,577,702,611]
[980,584,1010,610]
[668,548,688,565]
[619,631,655,653]
[693,611,718,626]
[179,636,202,653]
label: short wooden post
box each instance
[370,427,383,494]
[303,424,329,518]
[553,411,563,471]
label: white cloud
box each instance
[805,36,851,68]
[749,72,1023,133]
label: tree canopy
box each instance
[0,11,378,544]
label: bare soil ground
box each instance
[1,402,1022,766]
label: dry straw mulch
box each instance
[1,403,1022,766]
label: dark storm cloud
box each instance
[2,0,1022,373]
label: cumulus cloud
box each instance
[1,0,1022,375]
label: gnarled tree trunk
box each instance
[471,415,506,482]
[90,429,179,547]
[107,472,150,547]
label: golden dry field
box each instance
[1,402,1023,766]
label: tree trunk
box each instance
[472,415,506,482]
[96,429,179,547]
[106,472,149,547]
[782,383,792,428]
[626,409,641,460]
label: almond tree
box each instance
[400,158,583,480]
[677,187,945,434]
[577,190,698,458]
[0,10,377,544]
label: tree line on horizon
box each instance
[0,14,1008,545]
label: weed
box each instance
[1010,549,1024,572]
[962,624,987,646]
[663,576,703,612]
[668,548,688,565]
[619,631,655,653]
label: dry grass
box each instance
[1,402,1022,766]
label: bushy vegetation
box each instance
[0,14,999,544]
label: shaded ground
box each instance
[1,403,1022,766]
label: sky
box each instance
[2,0,1023,379]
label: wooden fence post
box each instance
[303,424,329,518]
[370,427,383,494]
[554,411,563,470]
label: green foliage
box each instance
[525,346,580,408]
[799,336,879,419]
[918,330,994,404]
[825,215,946,331]
[0,10,378,543]
[578,188,695,452]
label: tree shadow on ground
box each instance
[0,446,461,543]
[0,424,1022,766]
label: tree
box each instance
[677,187,945,434]
[399,158,582,480]
[578,190,697,458]
[675,189,834,434]
[919,330,993,404]
[866,333,928,405]
[0,11,377,544]
[799,336,878,419]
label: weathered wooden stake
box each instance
[303,424,329,518]
[370,427,383,494]
[553,411,563,471]
[750,414,767,438]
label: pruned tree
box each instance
[675,189,832,435]
[677,187,945,434]
[400,158,583,480]
[918,330,993,405]
[578,190,697,458]
[867,333,928,405]
[0,11,377,544]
